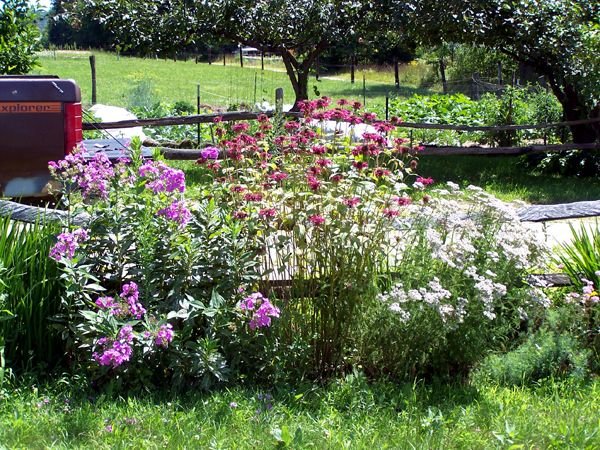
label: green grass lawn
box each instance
[1,376,598,449]
[33,50,414,110]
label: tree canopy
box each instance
[0,0,41,74]
[71,1,385,107]
[398,0,600,142]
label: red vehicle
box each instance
[0,76,83,198]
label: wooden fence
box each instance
[83,108,600,157]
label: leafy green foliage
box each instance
[557,222,600,289]
[0,0,41,74]
[399,0,600,143]
[473,307,593,386]
[0,216,64,371]
[357,186,548,380]
[382,88,562,146]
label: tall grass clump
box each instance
[0,215,64,371]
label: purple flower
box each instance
[120,282,146,319]
[155,323,174,348]
[157,200,192,228]
[200,146,220,160]
[93,326,134,368]
[78,153,115,199]
[49,228,89,261]
[238,293,280,330]
[139,161,186,194]
[95,296,121,315]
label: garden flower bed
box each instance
[2,97,592,393]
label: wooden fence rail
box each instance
[83,111,600,133]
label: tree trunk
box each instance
[553,82,599,143]
[281,51,311,111]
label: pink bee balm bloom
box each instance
[416,176,434,186]
[308,214,326,226]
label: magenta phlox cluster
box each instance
[49,228,89,261]
[154,323,174,348]
[49,150,115,199]
[120,282,146,319]
[139,161,186,194]
[77,152,115,199]
[238,292,280,330]
[157,200,192,228]
[95,296,122,315]
[93,325,134,368]
[198,146,220,162]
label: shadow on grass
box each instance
[322,81,438,101]
[419,155,600,204]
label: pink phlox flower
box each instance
[238,293,280,330]
[93,326,134,368]
[155,323,174,348]
[49,228,89,261]
[95,296,121,315]
[140,161,186,194]
[200,146,220,161]
[77,152,114,199]
[157,200,192,228]
[120,282,146,319]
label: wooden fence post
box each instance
[239,46,243,68]
[362,74,366,106]
[197,84,201,146]
[275,88,284,114]
[497,61,503,85]
[89,55,97,105]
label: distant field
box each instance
[32,50,433,110]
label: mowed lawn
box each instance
[32,50,403,109]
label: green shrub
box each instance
[48,141,262,392]
[472,317,591,387]
[356,185,549,380]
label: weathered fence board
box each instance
[0,200,89,226]
[83,113,600,133]
[518,200,600,222]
